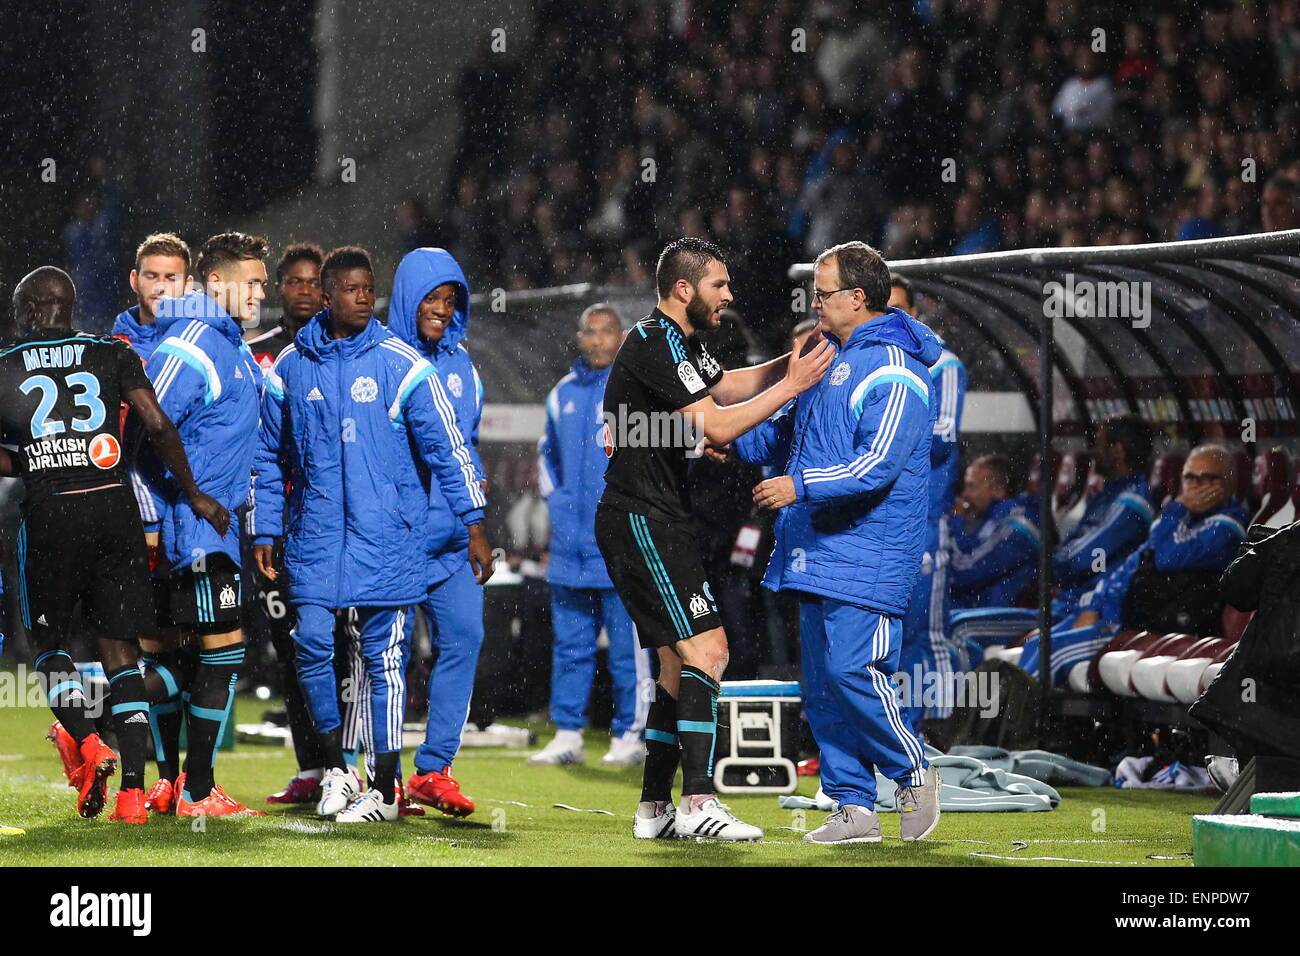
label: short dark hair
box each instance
[655,237,726,300]
[889,272,914,308]
[579,302,624,330]
[815,241,891,310]
[194,232,269,283]
[972,453,1012,492]
[276,242,325,283]
[135,233,191,272]
[1098,412,1154,473]
[320,245,374,291]
[1263,174,1298,197]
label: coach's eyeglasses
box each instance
[812,288,855,304]
[1181,472,1228,484]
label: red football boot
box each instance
[144,778,176,815]
[396,778,425,817]
[175,785,266,818]
[108,788,148,824]
[75,734,118,819]
[266,775,322,805]
[46,721,82,786]
[797,755,821,777]
[406,766,474,817]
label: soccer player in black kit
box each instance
[0,267,227,823]
[597,238,832,840]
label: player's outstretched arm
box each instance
[710,352,790,406]
[123,385,229,537]
[681,338,832,447]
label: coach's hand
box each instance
[189,491,230,537]
[468,523,495,585]
[785,337,834,394]
[753,475,797,510]
[253,544,277,582]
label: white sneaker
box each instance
[335,789,399,823]
[317,767,361,819]
[674,797,763,842]
[526,730,585,766]
[600,731,645,767]
[632,801,678,839]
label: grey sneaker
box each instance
[897,765,941,841]
[803,805,881,844]
[1205,755,1240,794]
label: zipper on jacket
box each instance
[334,347,347,607]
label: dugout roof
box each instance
[790,229,1300,448]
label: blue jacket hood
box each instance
[296,310,387,360]
[154,290,244,346]
[834,307,943,366]
[112,305,150,339]
[388,247,470,358]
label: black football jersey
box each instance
[600,308,723,523]
[0,328,151,501]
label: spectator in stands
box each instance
[1052,47,1117,133]
[1261,174,1300,231]
[1019,444,1248,685]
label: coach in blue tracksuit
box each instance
[530,304,649,767]
[386,247,494,816]
[891,274,966,730]
[1018,444,1248,685]
[737,242,941,845]
[251,247,487,822]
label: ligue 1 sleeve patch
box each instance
[677,360,706,393]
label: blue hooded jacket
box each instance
[387,248,487,587]
[736,308,943,614]
[539,356,614,589]
[143,291,263,572]
[112,306,164,364]
[115,305,167,531]
[927,340,966,519]
[1053,471,1154,605]
[250,311,485,609]
[947,493,1041,609]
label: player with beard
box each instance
[597,237,833,841]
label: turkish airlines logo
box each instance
[88,434,121,469]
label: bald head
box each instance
[13,266,76,335]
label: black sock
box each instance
[106,665,149,790]
[372,752,398,802]
[35,650,95,742]
[141,647,196,782]
[318,728,347,772]
[183,643,244,800]
[641,683,680,803]
[676,666,720,798]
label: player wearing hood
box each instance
[387,247,494,816]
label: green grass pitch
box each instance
[0,692,1213,866]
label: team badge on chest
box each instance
[447,372,464,398]
[830,362,851,386]
[350,376,378,403]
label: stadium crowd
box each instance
[439,0,1300,345]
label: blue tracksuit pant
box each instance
[799,593,928,810]
[294,603,412,755]
[900,517,954,727]
[548,583,650,736]
[414,561,484,774]
[1018,622,1113,686]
